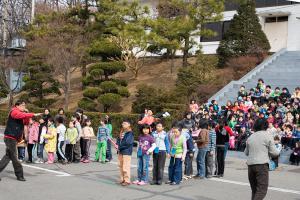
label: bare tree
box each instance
[0,0,31,107]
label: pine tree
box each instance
[80,38,129,112]
[217,0,270,66]
[22,48,61,108]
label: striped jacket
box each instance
[208,130,216,152]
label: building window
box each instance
[265,16,288,23]
[200,21,231,42]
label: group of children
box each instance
[17,108,113,165]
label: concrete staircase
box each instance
[209,49,300,105]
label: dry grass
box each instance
[0,55,259,113]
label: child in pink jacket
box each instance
[26,117,39,163]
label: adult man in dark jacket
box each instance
[0,101,41,181]
[245,118,279,200]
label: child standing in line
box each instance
[151,123,170,185]
[43,118,57,164]
[26,117,39,163]
[82,118,94,163]
[56,116,67,164]
[105,115,113,162]
[116,120,134,186]
[272,135,282,169]
[133,125,156,186]
[183,128,195,180]
[65,121,78,163]
[290,141,300,165]
[205,122,216,178]
[95,119,111,163]
[35,116,47,164]
[168,126,187,185]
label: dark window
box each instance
[265,16,289,23]
[201,22,223,42]
[265,17,277,23]
[277,16,288,22]
[200,21,231,42]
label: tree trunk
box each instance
[8,91,13,108]
[170,53,175,74]
[81,65,86,90]
[183,35,189,67]
[64,70,71,111]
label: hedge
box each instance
[0,110,174,139]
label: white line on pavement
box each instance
[109,160,300,195]
[0,141,71,177]
[22,164,72,177]
[1,136,299,194]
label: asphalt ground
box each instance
[0,133,299,200]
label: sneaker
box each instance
[105,159,110,162]
[165,180,171,184]
[183,175,189,180]
[170,182,179,185]
[121,182,130,186]
[138,181,147,186]
[132,180,140,185]
[17,177,26,182]
[150,181,157,185]
[83,159,90,163]
[100,161,106,164]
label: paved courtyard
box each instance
[0,134,299,200]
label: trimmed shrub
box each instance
[32,99,56,108]
[118,86,130,98]
[97,93,121,112]
[78,97,98,112]
[100,81,118,93]
[83,87,103,99]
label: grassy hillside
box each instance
[0,56,258,113]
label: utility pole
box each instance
[2,0,8,51]
[31,0,35,23]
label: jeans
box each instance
[37,143,44,159]
[168,157,183,184]
[216,146,225,176]
[0,138,23,178]
[197,148,208,177]
[248,164,269,200]
[224,142,229,158]
[152,151,166,183]
[137,154,150,182]
[17,147,25,160]
[184,152,194,176]
[205,151,214,177]
[106,140,112,161]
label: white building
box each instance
[201,1,300,54]
[140,0,300,54]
